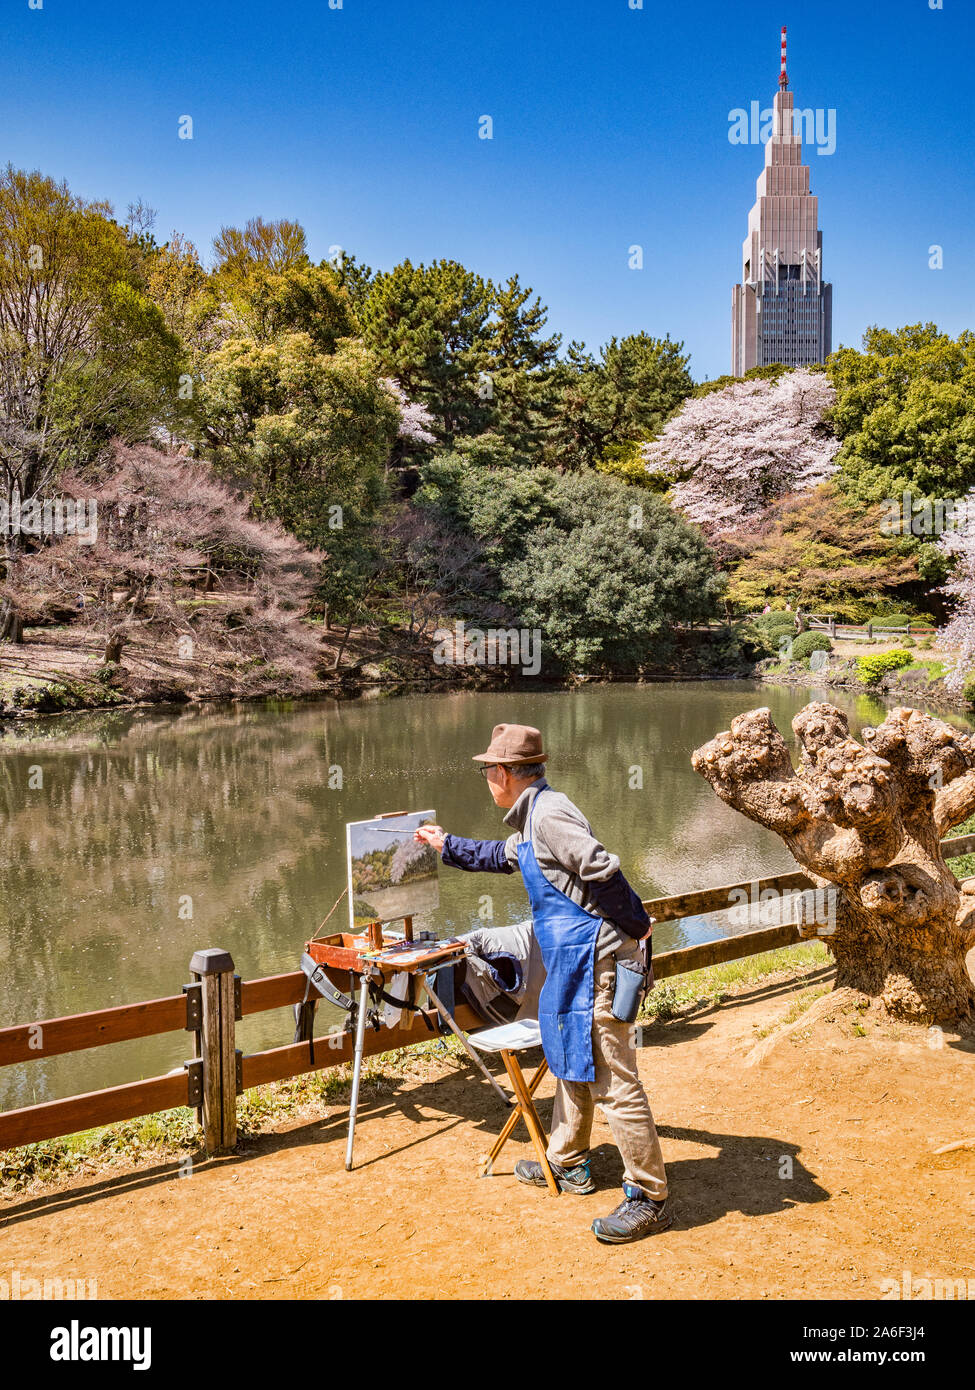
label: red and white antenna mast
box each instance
[779,26,788,89]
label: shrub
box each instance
[791,631,833,660]
[874,612,913,630]
[416,464,724,672]
[856,649,915,685]
[753,611,796,634]
[736,620,780,660]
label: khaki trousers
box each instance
[545,938,668,1201]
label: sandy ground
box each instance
[2,961,974,1301]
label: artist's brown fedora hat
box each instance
[472,723,548,765]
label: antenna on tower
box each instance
[779,26,788,89]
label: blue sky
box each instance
[3,0,972,381]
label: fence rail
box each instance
[745,612,936,639]
[4,831,975,1156]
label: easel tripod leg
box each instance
[345,973,370,1171]
[421,978,512,1107]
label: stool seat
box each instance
[468,1018,542,1052]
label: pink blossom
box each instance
[639,368,839,537]
[382,378,437,444]
[935,497,975,689]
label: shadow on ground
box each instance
[0,1049,829,1233]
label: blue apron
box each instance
[516,790,602,1083]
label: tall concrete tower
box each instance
[731,28,832,374]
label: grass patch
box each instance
[0,1107,200,1194]
[642,939,833,1022]
[945,811,975,879]
[753,985,832,1039]
[903,658,948,681]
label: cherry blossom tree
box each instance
[2,443,325,683]
[935,489,975,693]
[382,378,437,444]
[640,368,839,537]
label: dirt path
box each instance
[3,964,974,1300]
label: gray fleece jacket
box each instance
[442,777,652,960]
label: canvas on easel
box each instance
[346,809,439,933]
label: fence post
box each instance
[189,948,237,1154]
[828,617,835,638]
[866,622,872,640]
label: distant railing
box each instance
[745,612,936,640]
[4,831,975,1157]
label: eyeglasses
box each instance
[477,764,502,777]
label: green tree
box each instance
[332,251,375,324]
[223,262,355,353]
[0,167,184,637]
[483,274,561,458]
[212,216,309,277]
[416,463,722,670]
[360,258,495,440]
[829,324,975,503]
[417,453,561,561]
[143,230,217,348]
[600,333,695,438]
[198,334,399,543]
[0,166,184,493]
[546,333,693,469]
[504,474,721,671]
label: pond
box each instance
[2,680,969,1108]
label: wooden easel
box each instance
[306,922,511,1170]
[309,810,512,1167]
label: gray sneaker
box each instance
[591,1182,673,1242]
[514,1158,596,1195]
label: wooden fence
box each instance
[745,612,936,640]
[4,831,975,1157]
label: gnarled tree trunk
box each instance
[692,702,975,1024]
[104,627,127,664]
[0,598,24,642]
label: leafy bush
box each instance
[874,612,913,630]
[725,484,921,621]
[856,649,915,685]
[791,631,833,660]
[753,610,796,634]
[736,620,780,661]
[416,464,724,672]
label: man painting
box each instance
[415,723,671,1244]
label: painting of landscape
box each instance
[346,810,440,930]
